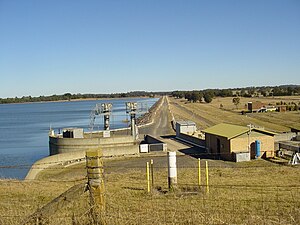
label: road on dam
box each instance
[139,96,174,137]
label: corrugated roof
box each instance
[203,123,276,139]
[203,123,248,139]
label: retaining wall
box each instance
[49,135,138,155]
[25,151,86,180]
[176,133,205,147]
[144,135,167,151]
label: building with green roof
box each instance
[203,123,276,161]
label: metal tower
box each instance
[90,103,113,133]
[126,102,138,138]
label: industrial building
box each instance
[203,123,276,161]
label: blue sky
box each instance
[0,0,299,98]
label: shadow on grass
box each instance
[122,187,145,191]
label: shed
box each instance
[247,101,265,112]
[203,123,276,161]
[277,105,287,112]
[176,121,197,136]
[62,128,84,138]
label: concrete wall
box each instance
[279,142,300,152]
[49,135,138,156]
[177,133,205,147]
[145,135,164,144]
[25,151,86,180]
[234,152,250,162]
[148,143,167,152]
[144,135,167,152]
[230,132,274,158]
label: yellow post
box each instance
[205,161,209,194]
[198,158,201,187]
[146,162,150,193]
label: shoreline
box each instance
[0,96,159,106]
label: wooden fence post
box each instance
[86,149,105,211]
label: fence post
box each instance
[86,149,105,211]
[205,161,209,194]
[146,162,150,193]
[168,151,177,191]
[150,159,154,190]
[198,158,201,188]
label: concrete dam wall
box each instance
[49,135,139,156]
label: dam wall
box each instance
[49,135,139,156]
[25,151,86,180]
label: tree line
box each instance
[1,85,299,104]
[171,85,300,103]
[0,91,168,104]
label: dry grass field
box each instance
[169,96,300,132]
[1,156,300,224]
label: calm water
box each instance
[0,98,158,179]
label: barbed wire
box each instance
[0,163,295,170]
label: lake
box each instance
[0,97,158,179]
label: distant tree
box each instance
[240,89,246,96]
[190,91,202,102]
[184,92,192,102]
[203,92,213,103]
[219,89,232,97]
[248,87,256,96]
[63,93,72,101]
[232,97,240,109]
[172,91,185,99]
[260,90,267,97]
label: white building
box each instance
[176,121,197,136]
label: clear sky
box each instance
[0,0,299,98]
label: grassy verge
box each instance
[1,158,299,224]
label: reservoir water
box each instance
[0,98,158,179]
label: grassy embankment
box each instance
[169,96,300,132]
[1,156,300,224]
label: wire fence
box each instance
[0,155,299,225]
